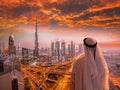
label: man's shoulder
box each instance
[74,54,85,66]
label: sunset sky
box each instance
[0,0,120,48]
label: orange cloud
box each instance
[88,0,120,13]
[0,0,120,29]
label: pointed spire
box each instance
[36,17,38,33]
[36,16,38,24]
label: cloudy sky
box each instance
[0,0,120,48]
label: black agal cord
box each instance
[83,38,97,59]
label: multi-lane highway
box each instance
[21,54,120,90]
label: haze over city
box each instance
[0,0,120,48]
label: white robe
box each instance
[70,54,86,90]
[70,38,109,90]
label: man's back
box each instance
[70,54,86,90]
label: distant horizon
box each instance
[1,35,120,49]
[0,0,120,49]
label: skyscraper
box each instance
[68,44,71,57]
[61,40,65,56]
[51,42,55,57]
[8,34,16,55]
[79,44,82,53]
[70,40,75,56]
[33,17,39,57]
[55,40,60,61]
[73,44,75,55]
[22,48,29,61]
[71,40,74,56]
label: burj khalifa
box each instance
[33,17,39,57]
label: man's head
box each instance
[83,37,97,59]
[83,37,97,48]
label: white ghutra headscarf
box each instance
[83,37,109,90]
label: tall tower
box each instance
[73,44,75,55]
[70,40,75,56]
[71,40,73,56]
[8,34,16,55]
[51,42,54,57]
[68,44,71,57]
[33,17,39,57]
[61,40,65,56]
[79,44,82,53]
[55,40,60,62]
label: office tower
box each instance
[55,40,60,61]
[61,40,66,56]
[73,44,75,55]
[8,34,16,55]
[22,48,29,61]
[68,44,71,56]
[51,42,55,57]
[17,43,20,56]
[70,40,74,56]
[79,44,82,53]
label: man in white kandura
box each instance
[70,37,109,90]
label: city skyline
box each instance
[0,0,120,48]
[0,26,120,49]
